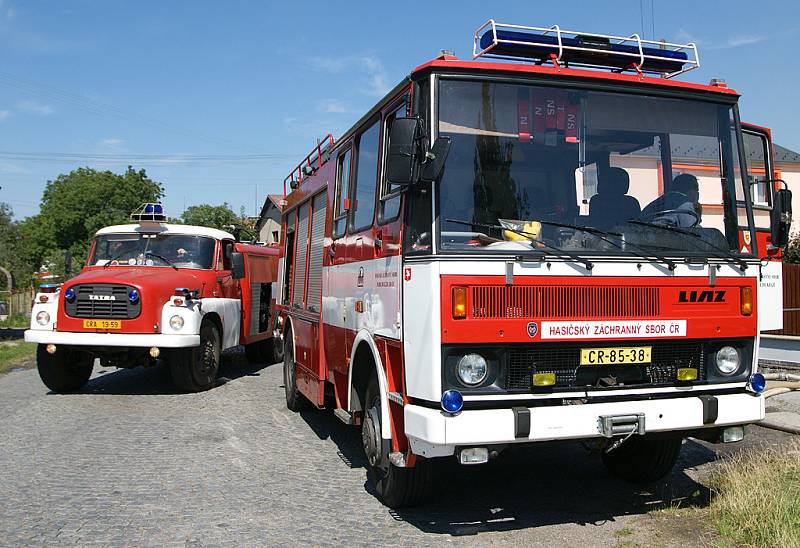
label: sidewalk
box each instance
[762,383,800,435]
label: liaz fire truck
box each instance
[25,203,280,393]
[273,20,793,508]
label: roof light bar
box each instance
[473,20,700,78]
[130,202,167,222]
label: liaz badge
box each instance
[527,322,538,338]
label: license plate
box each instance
[83,319,122,330]
[580,346,651,365]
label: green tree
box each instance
[180,203,238,230]
[0,202,19,290]
[18,166,163,279]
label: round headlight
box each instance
[64,287,75,301]
[128,289,139,303]
[36,311,50,326]
[457,353,488,385]
[715,346,741,375]
[169,315,184,331]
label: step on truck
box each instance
[25,203,281,393]
[273,20,793,507]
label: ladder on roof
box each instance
[473,20,700,78]
[283,133,335,196]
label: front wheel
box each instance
[601,435,683,483]
[170,322,220,392]
[362,377,431,508]
[36,345,94,393]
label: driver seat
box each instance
[588,168,641,229]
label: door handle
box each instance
[374,231,383,251]
[328,242,337,258]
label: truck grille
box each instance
[471,285,660,319]
[506,340,706,390]
[65,284,141,319]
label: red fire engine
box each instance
[274,21,793,507]
[25,204,280,393]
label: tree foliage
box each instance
[179,203,238,230]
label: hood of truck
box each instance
[56,267,211,335]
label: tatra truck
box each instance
[25,204,280,392]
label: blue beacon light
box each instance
[748,373,766,394]
[64,287,75,301]
[128,289,140,303]
[441,390,464,414]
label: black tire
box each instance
[362,377,431,508]
[272,335,284,364]
[36,344,93,393]
[170,322,221,392]
[283,329,308,411]
[601,435,683,483]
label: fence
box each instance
[0,288,35,318]
[765,262,800,336]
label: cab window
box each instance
[379,98,408,224]
[333,146,352,239]
[350,118,381,232]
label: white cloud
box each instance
[0,110,10,121]
[724,35,765,48]
[318,100,348,114]
[306,55,392,97]
[16,99,53,115]
[101,137,124,147]
[0,161,25,174]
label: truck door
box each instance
[742,124,783,331]
[324,144,354,377]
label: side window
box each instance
[351,119,381,232]
[221,240,233,270]
[379,99,408,223]
[743,131,771,207]
[333,147,352,238]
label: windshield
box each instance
[436,79,752,256]
[89,233,217,269]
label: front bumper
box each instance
[24,329,199,348]
[404,392,764,458]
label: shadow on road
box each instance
[64,348,277,396]
[300,405,716,536]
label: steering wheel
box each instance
[641,207,701,228]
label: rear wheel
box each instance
[170,322,220,392]
[362,376,431,508]
[36,345,93,393]
[601,435,683,483]
[283,328,308,411]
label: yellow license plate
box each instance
[580,346,651,365]
[83,319,122,330]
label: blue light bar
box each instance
[131,202,167,222]
[474,21,700,78]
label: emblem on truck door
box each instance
[527,322,538,338]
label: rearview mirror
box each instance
[231,252,245,279]
[771,186,792,249]
[421,137,452,182]
[386,117,423,186]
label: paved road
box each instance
[0,352,794,547]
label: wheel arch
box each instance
[347,329,391,440]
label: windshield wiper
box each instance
[626,220,748,271]
[102,250,132,269]
[145,251,179,271]
[446,219,594,270]
[537,220,677,271]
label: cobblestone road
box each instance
[0,352,793,546]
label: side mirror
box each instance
[386,117,423,186]
[231,252,245,280]
[771,187,792,249]
[64,251,73,275]
[420,137,452,182]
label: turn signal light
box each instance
[677,367,698,381]
[452,286,467,319]
[532,372,556,386]
[740,287,753,316]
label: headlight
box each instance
[457,353,488,385]
[36,311,50,326]
[715,346,741,375]
[169,315,184,330]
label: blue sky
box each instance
[1,0,798,220]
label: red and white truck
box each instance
[25,204,281,392]
[273,20,793,508]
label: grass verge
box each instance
[0,314,29,328]
[707,439,800,547]
[0,341,36,374]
